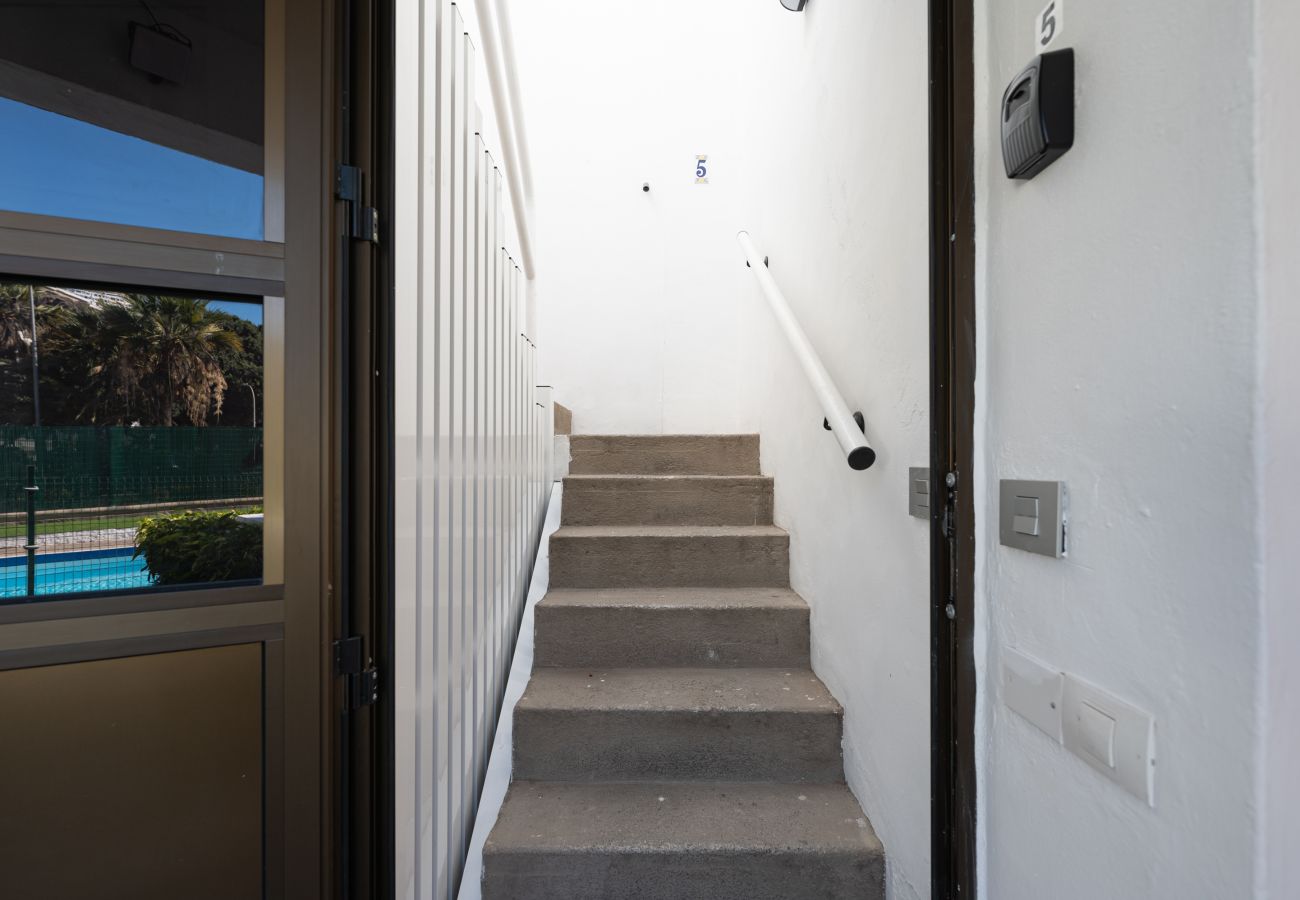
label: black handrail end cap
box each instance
[848,446,876,471]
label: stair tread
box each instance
[518,667,839,714]
[486,781,881,855]
[568,434,761,476]
[553,524,786,538]
[540,586,806,610]
[563,474,772,482]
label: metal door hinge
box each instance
[334,635,380,710]
[941,471,958,539]
[336,164,379,243]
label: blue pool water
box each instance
[0,548,153,598]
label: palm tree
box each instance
[38,303,125,424]
[98,295,243,426]
[0,284,33,356]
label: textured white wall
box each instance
[729,5,933,899]
[510,2,750,435]
[974,1,1264,897]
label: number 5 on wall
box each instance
[1037,0,1062,51]
[695,155,709,184]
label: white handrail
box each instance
[492,0,534,204]
[737,231,876,470]
[473,0,535,279]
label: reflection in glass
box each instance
[0,281,264,600]
[0,0,265,239]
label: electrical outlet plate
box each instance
[1002,647,1064,741]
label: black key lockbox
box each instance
[1001,48,1074,180]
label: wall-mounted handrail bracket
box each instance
[738,230,877,471]
[823,411,865,433]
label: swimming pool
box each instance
[0,547,153,598]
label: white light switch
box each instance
[1076,701,1116,767]
[1001,648,1064,742]
[1062,675,1156,807]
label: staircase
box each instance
[482,435,885,900]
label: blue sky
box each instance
[0,97,263,240]
[207,299,263,325]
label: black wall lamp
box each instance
[781,0,807,10]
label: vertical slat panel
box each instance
[393,9,547,895]
[494,181,506,704]
[392,0,419,882]
[472,127,488,801]
[494,242,504,690]
[461,53,476,884]
[486,166,500,732]
[427,2,449,897]
[511,264,521,621]
[433,1,455,895]
[447,14,468,890]
[512,266,522,619]
[503,251,513,635]
[512,263,522,623]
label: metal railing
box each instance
[474,0,535,279]
[737,230,876,470]
[1,468,262,599]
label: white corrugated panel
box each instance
[392,2,552,897]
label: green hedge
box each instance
[134,510,262,586]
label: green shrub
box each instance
[135,510,262,586]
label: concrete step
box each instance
[568,434,760,476]
[535,587,809,668]
[561,474,774,526]
[548,525,789,588]
[513,667,843,783]
[482,781,885,900]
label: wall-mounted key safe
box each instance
[1001,47,1074,179]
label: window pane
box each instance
[0,1,265,239]
[0,280,264,601]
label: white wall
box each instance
[510,2,750,435]
[509,2,934,898]
[730,6,933,900]
[1257,0,1300,896]
[974,1,1265,897]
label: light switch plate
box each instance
[999,479,1066,557]
[1062,674,1156,807]
[908,467,931,519]
[1001,647,1064,741]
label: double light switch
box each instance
[1002,648,1156,808]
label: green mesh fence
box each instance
[0,427,262,510]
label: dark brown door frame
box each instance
[335,0,395,895]
[929,0,977,897]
